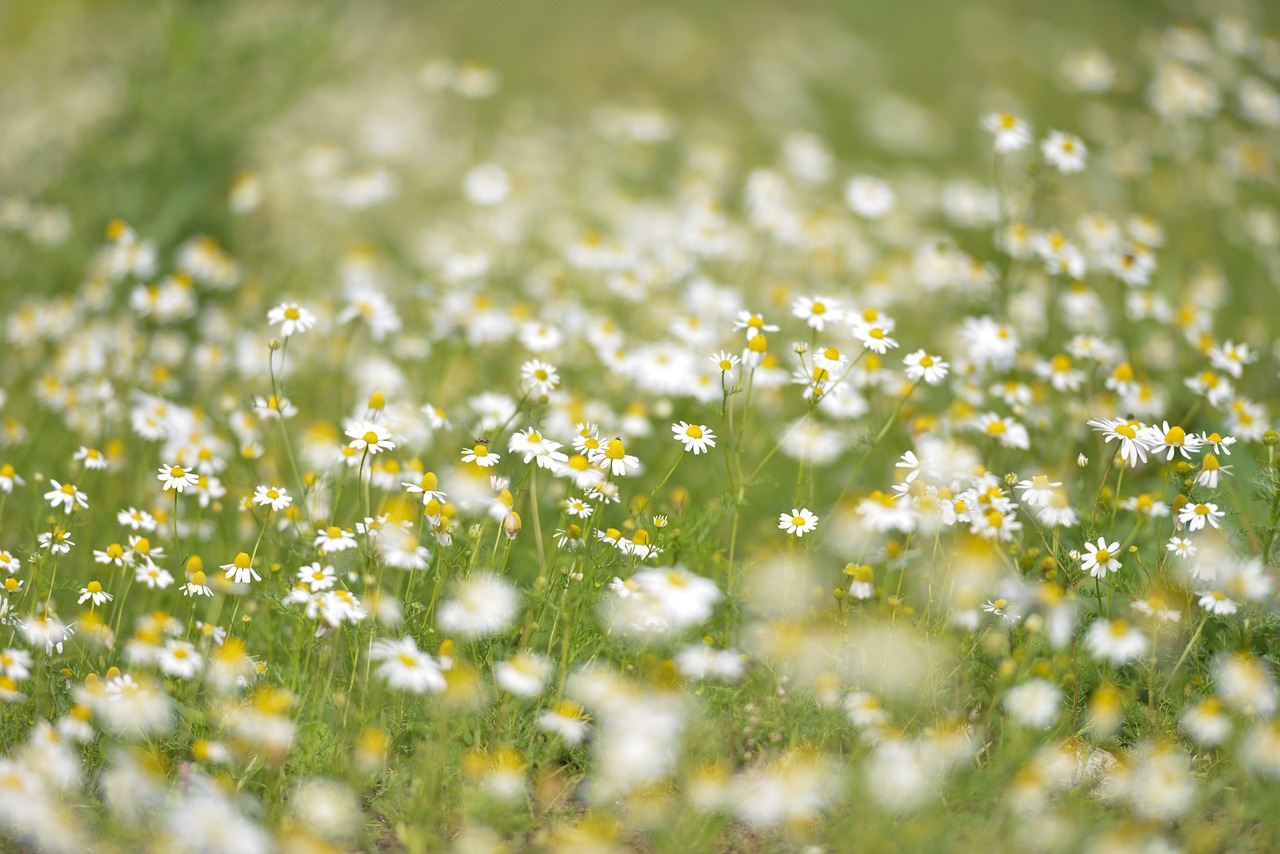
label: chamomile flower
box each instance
[461,442,501,468]
[44,480,88,514]
[778,507,819,537]
[370,637,446,694]
[118,507,157,531]
[1086,619,1149,664]
[136,563,174,591]
[1199,431,1237,455]
[1041,130,1088,172]
[267,302,317,337]
[732,313,779,340]
[158,639,202,679]
[38,529,75,553]
[0,464,22,497]
[1016,475,1062,508]
[597,438,639,477]
[671,422,716,454]
[844,175,896,218]
[346,421,395,454]
[157,463,199,493]
[1087,417,1151,468]
[1178,501,1224,532]
[1081,537,1122,578]
[851,321,899,354]
[1199,590,1239,616]
[252,485,292,512]
[1195,453,1231,489]
[221,552,261,584]
[94,542,133,568]
[521,359,560,395]
[1140,421,1202,460]
[902,350,949,384]
[792,295,840,332]
[982,112,1031,152]
[73,446,109,470]
[78,581,112,606]
[710,350,742,376]
[315,525,358,553]
[181,571,213,597]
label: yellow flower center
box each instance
[685,425,703,439]
[604,439,627,460]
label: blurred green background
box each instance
[1,0,1274,293]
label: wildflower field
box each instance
[5,0,1280,851]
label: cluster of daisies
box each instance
[2,5,1280,853]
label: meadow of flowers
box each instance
[3,1,1280,851]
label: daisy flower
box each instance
[252,485,292,512]
[315,525,358,553]
[370,638,446,694]
[267,301,317,337]
[1198,431,1236,456]
[902,350,949,385]
[297,562,336,591]
[78,581,112,606]
[462,443,501,468]
[157,463,199,493]
[221,552,261,584]
[779,507,819,537]
[346,421,395,454]
[1139,421,1202,461]
[1177,502,1224,532]
[1087,417,1151,468]
[1041,130,1088,172]
[597,438,639,477]
[44,480,88,514]
[1016,475,1062,508]
[982,112,1031,152]
[118,507,157,531]
[792,295,840,332]
[1086,619,1149,664]
[180,570,213,597]
[732,312,779,340]
[1081,536,1122,578]
[844,175,895,218]
[158,640,202,680]
[73,446,109,470]
[710,351,742,378]
[521,360,560,395]
[93,543,132,568]
[135,564,174,590]
[851,321,899,354]
[1199,590,1239,616]
[38,529,75,554]
[1194,453,1231,489]
[0,464,24,493]
[671,421,716,454]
